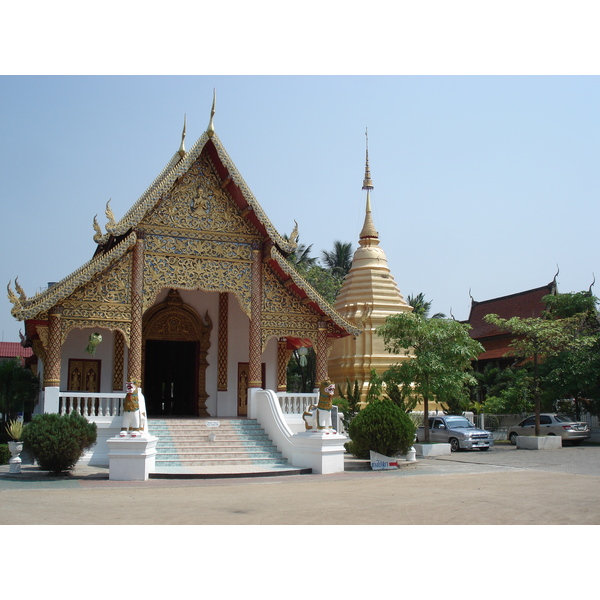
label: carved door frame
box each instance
[142,289,213,416]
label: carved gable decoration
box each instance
[59,250,133,344]
[261,264,321,349]
[141,151,259,314]
[144,289,212,342]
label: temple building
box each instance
[466,279,557,372]
[328,136,412,402]
[7,101,360,419]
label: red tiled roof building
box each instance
[466,281,557,369]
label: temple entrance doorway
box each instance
[144,340,197,416]
[142,289,213,417]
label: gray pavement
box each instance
[2,443,600,525]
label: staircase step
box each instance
[147,418,291,470]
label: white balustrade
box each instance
[58,392,125,418]
[276,392,318,414]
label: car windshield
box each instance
[445,417,474,428]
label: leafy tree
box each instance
[321,241,353,279]
[303,265,344,305]
[335,378,362,430]
[538,291,600,419]
[484,296,597,436]
[377,313,483,442]
[0,358,40,423]
[480,366,535,415]
[407,292,446,319]
[286,347,316,393]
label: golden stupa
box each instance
[327,133,412,403]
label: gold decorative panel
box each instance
[139,152,260,313]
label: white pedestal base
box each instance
[291,431,347,474]
[107,435,158,481]
[414,443,452,457]
[517,435,562,450]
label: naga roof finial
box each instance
[105,199,117,233]
[207,90,216,138]
[93,214,103,243]
[178,114,187,157]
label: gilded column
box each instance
[112,331,125,391]
[277,338,289,392]
[316,321,329,385]
[128,230,145,383]
[248,241,262,388]
[44,305,63,388]
[218,292,228,391]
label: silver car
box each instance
[416,415,494,452]
[507,413,591,446]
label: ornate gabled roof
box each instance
[9,231,137,321]
[268,246,361,338]
[94,127,296,256]
[467,282,557,340]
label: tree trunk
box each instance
[534,353,540,437]
[424,395,430,442]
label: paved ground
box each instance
[2,442,599,525]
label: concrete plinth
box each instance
[107,435,158,481]
[291,431,347,474]
[414,443,452,457]
[516,435,562,450]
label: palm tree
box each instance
[321,241,353,279]
[407,292,446,319]
[283,234,317,274]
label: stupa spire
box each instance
[359,129,379,243]
[362,129,374,191]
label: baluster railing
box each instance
[58,393,125,418]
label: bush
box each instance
[346,400,416,459]
[0,443,10,465]
[22,413,97,475]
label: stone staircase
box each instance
[147,418,311,477]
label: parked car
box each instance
[507,413,591,445]
[416,415,494,452]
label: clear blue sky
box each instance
[1,75,599,340]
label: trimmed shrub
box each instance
[22,412,97,475]
[346,400,416,459]
[0,443,10,465]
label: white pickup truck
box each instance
[416,415,494,452]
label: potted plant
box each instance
[5,419,25,474]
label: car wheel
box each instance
[450,438,460,452]
[509,432,518,445]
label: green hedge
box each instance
[346,400,416,459]
[0,443,10,466]
[23,412,97,475]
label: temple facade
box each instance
[8,103,360,418]
[327,138,412,402]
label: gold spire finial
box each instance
[178,114,187,157]
[207,90,216,138]
[362,128,373,191]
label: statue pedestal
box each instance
[291,431,347,474]
[107,435,158,481]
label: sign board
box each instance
[206,421,220,427]
[369,450,399,470]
